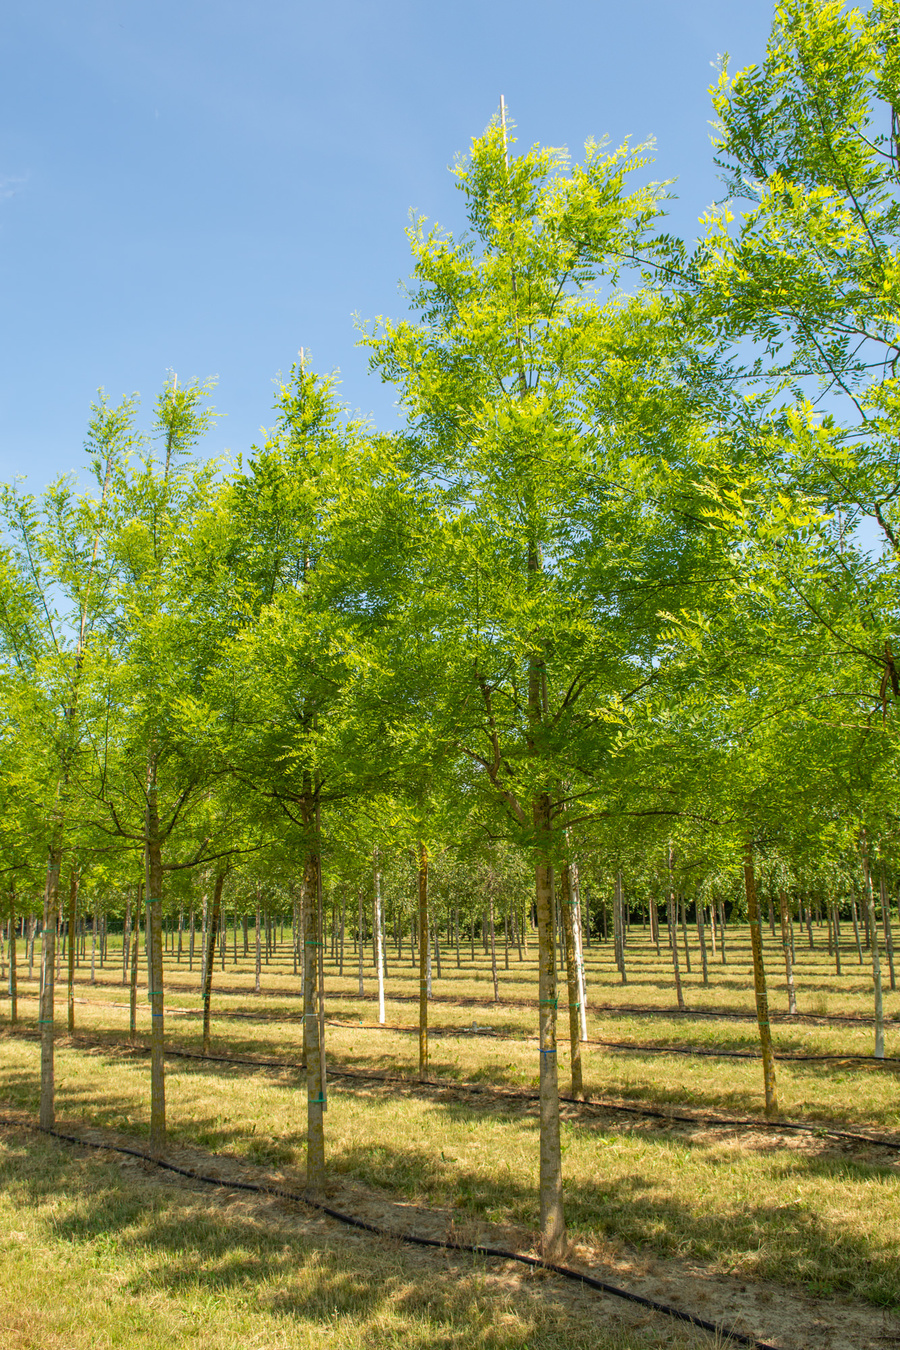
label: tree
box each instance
[365,109,729,1257]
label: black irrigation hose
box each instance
[53,991,899,1069]
[49,976,897,1030]
[585,1036,900,1066]
[7,1024,899,1154]
[159,1044,900,1154]
[0,1114,778,1350]
[323,1016,900,1068]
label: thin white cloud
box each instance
[0,175,27,201]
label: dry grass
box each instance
[0,1123,726,1350]
[1,920,899,1345]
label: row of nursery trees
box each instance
[1,0,899,1260]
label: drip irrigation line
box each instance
[34,1030,894,1154]
[39,992,898,1069]
[0,1114,778,1350]
[320,1015,900,1069]
[4,1025,899,1153]
[164,1046,900,1154]
[28,976,894,1030]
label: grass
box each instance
[1,918,898,1343]
[0,1125,694,1350]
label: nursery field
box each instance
[1,923,898,1350]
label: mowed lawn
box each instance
[1,920,898,1348]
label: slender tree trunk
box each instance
[130,886,141,1038]
[851,897,863,964]
[718,900,727,964]
[339,894,346,976]
[489,898,499,1002]
[66,867,77,1035]
[779,889,798,1014]
[666,849,684,1011]
[254,895,261,993]
[303,842,325,1191]
[743,845,778,1118]
[145,771,166,1157]
[680,895,692,973]
[860,836,885,1058]
[202,870,225,1054]
[39,841,63,1129]
[418,841,428,1079]
[614,870,627,984]
[559,862,583,1099]
[357,888,365,996]
[880,869,896,992]
[697,901,709,986]
[122,897,132,986]
[8,889,17,1024]
[374,849,385,1025]
[534,798,565,1261]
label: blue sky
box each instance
[0,1,774,489]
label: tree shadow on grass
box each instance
[3,1043,899,1313]
[0,1128,684,1350]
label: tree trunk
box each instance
[8,888,17,1024]
[254,895,262,994]
[743,845,778,1118]
[39,842,63,1129]
[880,870,896,992]
[122,897,131,985]
[718,900,727,964]
[779,889,798,1014]
[374,849,385,1025]
[66,867,77,1035]
[418,841,429,1079]
[145,772,166,1157]
[489,899,499,1002]
[851,897,863,964]
[614,870,627,984]
[559,862,583,1099]
[666,849,684,1012]
[303,844,325,1192]
[680,895,692,973]
[131,884,143,1036]
[534,799,565,1261]
[697,901,709,986]
[860,836,885,1058]
[202,870,225,1054]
